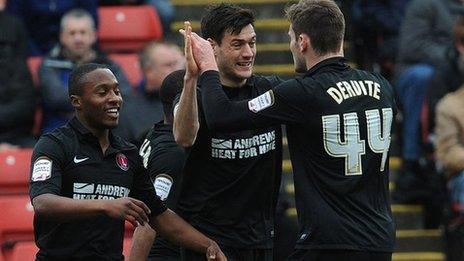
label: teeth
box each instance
[107,108,118,113]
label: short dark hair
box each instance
[285,0,345,55]
[61,8,96,32]
[68,63,109,96]
[159,69,185,122]
[201,3,255,45]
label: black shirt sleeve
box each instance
[200,70,311,132]
[130,156,167,217]
[29,136,66,199]
[146,143,185,208]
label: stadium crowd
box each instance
[1,0,464,260]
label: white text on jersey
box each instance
[327,80,381,104]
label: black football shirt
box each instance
[139,122,185,258]
[29,117,166,260]
[175,75,283,249]
[199,57,396,252]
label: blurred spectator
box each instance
[350,0,410,79]
[6,0,98,56]
[0,0,36,150]
[98,0,174,36]
[394,0,464,202]
[435,80,464,261]
[114,41,184,146]
[39,9,130,134]
[428,18,464,134]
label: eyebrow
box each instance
[94,82,119,89]
[230,36,257,43]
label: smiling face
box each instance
[73,68,123,131]
[213,24,256,87]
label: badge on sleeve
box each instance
[116,153,129,171]
[31,157,52,181]
[153,174,173,201]
[248,90,274,113]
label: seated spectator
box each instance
[39,8,130,134]
[98,0,174,36]
[394,0,464,203]
[350,0,410,78]
[0,0,36,150]
[6,0,98,56]
[428,18,464,133]
[114,41,183,145]
[435,81,464,261]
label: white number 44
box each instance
[322,108,393,176]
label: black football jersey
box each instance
[29,117,166,260]
[175,75,283,248]
[199,57,396,252]
[139,122,185,258]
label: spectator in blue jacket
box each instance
[395,0,464,199]
[39,9,130,134]
[6,0,98,56]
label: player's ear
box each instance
[207,38,219,56]
[70,95,82,110]
[299,33,309,53]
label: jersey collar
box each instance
[69,117,94,137]
[304,57,348,77]
[69,117,135,152]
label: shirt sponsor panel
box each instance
[73,183,130,199]
[211,130,276,159]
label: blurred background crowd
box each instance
[1,0,464,260]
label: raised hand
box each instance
[179,20,218,73]
[182,21,199,78]
[103,197,151,227]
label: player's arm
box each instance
[173,22,200,147]
[131,154,226,260]
[173,76,199,147]
[128,223,156,261]
[32,194,151,226]
[183,24,306,132]
[149,209,226,260]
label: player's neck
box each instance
[306,50,344,71]
[219,73,247,88]
[76,114,110,152]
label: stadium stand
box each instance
[2,237,132,260]
[0,195,34,246]
[0,149,33,195]
[109,53,143,89]
[4,241,37,261]
[26,57,42,87]
[27,57,44,137]
[98,5,163,53]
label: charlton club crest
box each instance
[116,153,129,171]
